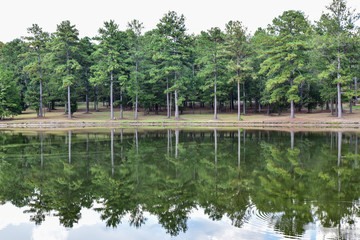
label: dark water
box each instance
[0,128,359,240]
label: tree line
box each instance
[0,0,359,120]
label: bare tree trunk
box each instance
[169,88,172,118]
[135,62,139,120]
[38,55,43,117]
[337,54,342,118]
[167,79,170,118]
[67,86,71,119]
[290,78,295,119]
[291,131,294,150]
[120,85,123,119]
[237,81,241,120]
[258,101,261,113]
[243,83,246,115]
[66,51,72,119]
[85,92,89,113]
[214,59,217,120]
[110,71,114,120]
[39,81,43,117]
[85,71,89,113]
[175,90,179,119]
[355,77,358,104]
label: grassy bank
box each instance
[1,103,360,128]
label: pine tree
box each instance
[49,20,81,119]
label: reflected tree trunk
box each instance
[214,128,218,194]
[167,129,170,157]
[175,129,179,159]
[214,129,217,166]
[120,129,123,160]
[338,132,342,193]
[243,130,246,162]
[135,128,139,154]
[40,132,44,169]
[68,130,72,164]
[238,129,241,168]
[86,133,89,176]
[291,131,294,150]
[355,133,358,169]
[111,129,114,176]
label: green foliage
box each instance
[260,11,311,117]
[0,66,22,118]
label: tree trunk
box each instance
[290,78,295,119]
[337,83,342,118]
[85,71,89,113]
[166,79,170,118]
[237,81,241,120]
[110,71,114,120]
[67,85,71,119]
[85,92,89,113]
[290,100,295,118]
[214,77,217,119]
[135,61,139,119]
[38,55,43,118]
[355,77,358,104]
[243,83,246,115]
[337,54,342,118]
[331,96,334,116]
[120,85,123,119]
[258,101,261,113]
[66,50,72,119]
[39,79,43,117]
[175,90,179,119]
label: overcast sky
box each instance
[1,0,359,43]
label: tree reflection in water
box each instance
[0,129,359,238]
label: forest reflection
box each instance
[0,129,359,239]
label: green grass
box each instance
[4,101,360,125]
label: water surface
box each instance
[0,128,359,239]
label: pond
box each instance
[0,128,359,239]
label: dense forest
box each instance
[0,0,359,120]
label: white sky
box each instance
[1,0,360,43]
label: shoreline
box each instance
[1,120,360,129]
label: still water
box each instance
[0,128,359,240]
